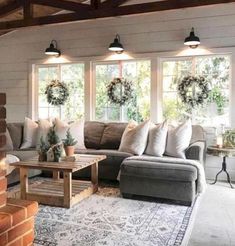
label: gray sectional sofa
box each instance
[6,121,206,205]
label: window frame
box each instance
[29,48,235,127]
[92,59,152,122]
[33,62,86,121]
[158,54,232,127]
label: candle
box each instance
[216,136,223,148]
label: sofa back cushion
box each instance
[100,122,127,149]
[84,121,105,149]
[7,123,23,150]
[191,125,205,144]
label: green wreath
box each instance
[107,78,133,106]
[178,75,209,108]
[45,80,69,106]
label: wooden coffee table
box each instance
[10,154,106,208]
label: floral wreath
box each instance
[107,78,133,105]
[45,80,69,106]
[178,75,209,108]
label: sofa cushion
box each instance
[84,121,105,149]
[55,118,86,150]
[3,130,14,151]
[145,121,168,157]
[7,123,23,150]
[119,120,150,155]
[74,149,133,180]
[121,156,197,182]
[21,117,38,149]
[100,122,127,149]
[36,119,52,149]
[165,119,192,159]
[7,150,38,161]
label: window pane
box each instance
[122,60,151,122]
[195,56,230,126]
[95,64,120,121]
[162,60,192,123]
[61,64,85,120]
[162,56,230,127]
[95,60,151,122]
[38,64,85,121]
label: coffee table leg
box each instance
[91,162,98,192]
[63,172,72,208]
[20,168,28,200]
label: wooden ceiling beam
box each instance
[0,0,235,30]
[101,0,130,8]
[90,0,101,9]
[22,0,33,21]
[0,0,21,18]
[31,0,90,12]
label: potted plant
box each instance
[38,136,49,162]
[63,129,78,156]
[47,124,63,162]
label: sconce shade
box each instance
[184,28,200,49]
[109,34,124,53]
[45,40,61,56]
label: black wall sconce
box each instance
[45,40,61,57]
[184,28,200,49]
[109,34,124,54]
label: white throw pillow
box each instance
[21,117,38,149]
[145,120,168,157]
[165,119,192,159]
[36,119,53,149]
[118,120,150,155]
[54,118,86,150]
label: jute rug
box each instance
[8,178,199,246]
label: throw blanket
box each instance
[124,155,207,194]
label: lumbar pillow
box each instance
[118,120,150,155]
[145,120,168,157]
[54,118,86,150]
[36,119,53,149]
[165,119,192,159]
[21,117,38,149]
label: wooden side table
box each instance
[207,146,235,189]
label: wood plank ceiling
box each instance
[0,0,235,36]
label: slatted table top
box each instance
[10,154,106,172]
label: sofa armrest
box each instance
[185,140,206,165]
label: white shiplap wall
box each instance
[1,3,235,180]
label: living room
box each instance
[0,0,235,245]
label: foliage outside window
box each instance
[37,63,85,120]
[162,55,230,126]
[95,60,151,123]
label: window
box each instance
[37,63,85,120]
[94,60,151,122]
[162,55,231,126]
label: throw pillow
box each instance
[21,117,38,149]
[36,118,53,149]
[145,120,168,157]
[118,120,150,155]
[165,119,192,159]
[54,118,86,150]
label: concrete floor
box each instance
[188,181,235,246]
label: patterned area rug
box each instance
[8,178,198,246]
